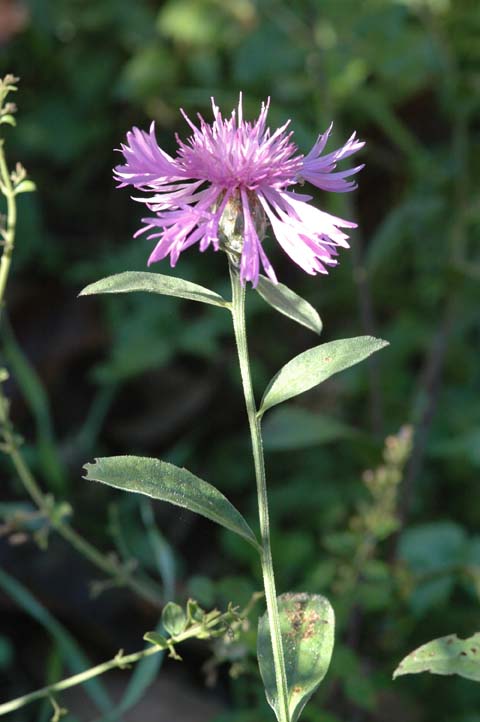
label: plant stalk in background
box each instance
[0,76,162,608]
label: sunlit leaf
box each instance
[83,456,259,550]
[259,336,389,416]
[255,275,322,335]
[257,593,335,722]
[79,271,230,309]
[394,633,480,682]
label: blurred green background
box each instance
[0,0,479,720]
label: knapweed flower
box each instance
[114,95,364,286]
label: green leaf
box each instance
[259,336,389,416]
[255,275,322,335]
[257,593,335,722]
[144,631,169,649]
[83,456,259,550]
[398,521,466,615]
[262,406,354,451]
[79,271,230,309]
[0,114,16,126]
[393,633,480,682]
[14,179,36,194]
[162,602,187,637]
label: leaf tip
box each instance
[78,284,95,297]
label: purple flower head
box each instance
[114,95,364,287]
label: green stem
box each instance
[0,139,17,317]
[0,402,161,606]
[0,648,156,717]
[229,263,289,722]
[0,137,161,609]
[0,613,222,717]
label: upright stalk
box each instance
[0,133,161,608]
[229,263,289,722]
[0,139,17,316]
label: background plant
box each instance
[0,1,479,721]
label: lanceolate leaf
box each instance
[257,593,335,722]
[79,271,230,309]
[394,633,480,682]
[83,456,259,550]
[255,275,323,335]
[259,336,389,416]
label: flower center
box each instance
[178,119,303,191]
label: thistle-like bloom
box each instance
[114,96,364,286]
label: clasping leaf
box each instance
[257,593,335,722]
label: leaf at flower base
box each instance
[83,456,259,550]
[79,271,230,309]
[259,336,389,416]
[257,593,335,722]
[393,633,480,682]
[255,275,323,335]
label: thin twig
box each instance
[0,607,233,717]
[0,109,162,608]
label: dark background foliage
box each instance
[0,0,479,720]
